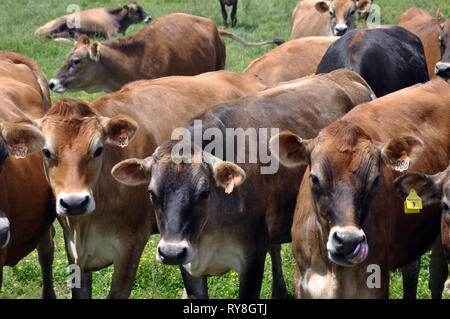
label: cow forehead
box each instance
[332,0,356,11]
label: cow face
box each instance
[111,140,246,266]
[315,0,371,36]
[1,99,138,217]
[270,121,424,266]
[48,35,105,93]
[125,2,151,24]
[394,166,450,261]
[436,20,450,80]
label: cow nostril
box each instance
[333,231,344,246]
[48,81,55,90]
[59,198,69,209]
[81,196,90,208]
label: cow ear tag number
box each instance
[11,140,28,159]
[404,188,422,214]
[394,151,410,172]
[118,129,129,148]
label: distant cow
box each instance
[395,165,450,296]
[244,36,337,86]
[2,71,264,299]
[398,7,447,79]
[111,69,374,298]
[49,13,283,93]
[220,0,238,27]
[291,0,372,39]
[0,51,55,298]
[34,2,151,40]
[271,78,449,298]
[316,26,429,97]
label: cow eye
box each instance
[350,8,356,15]
[148,189,160,203]
[310,173,320,187]
[93,146,103,158]
[329,8,335,16]
[42,148,52,159]
[372,174,381,188]
[442,201,449,213]
[438,35,443,44]
[70,58,81,66]
[198,189,210,201]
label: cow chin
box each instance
[326,226,369,266]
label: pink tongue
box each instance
[348,242,369,264]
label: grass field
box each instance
[0,0,449,299]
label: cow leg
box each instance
[71,271,92,299]
[36,225,56,299]
[219,1,228,27]
[0,249,5,293]
[401,258,420,299]
[230,1,238,27]
[269,244,288,298]
[238,251,266,298]
[429,235,448,299]
[180,266,209,299]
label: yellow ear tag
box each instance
[404,189,422,214]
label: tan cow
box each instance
[1,71,264,298]
[271,78,449,298]
[244,36,337,86]
[395,165,450,296]
[291,0,371,39]
[398,7,447,79]
[0,51,55,298]
[34,2,151,40]
[49,13,283,94]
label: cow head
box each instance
[436,17,450,80]
[49,35,107,93]
[111,140,246,266]
[270,120,424,266]
[124,2,151,24]
[315,0,371,36]
[394,166,450,262]
[0,98,138,217]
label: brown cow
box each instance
[394,165,450,296]
[1,71,264,298]
[291,0,371,39]
[34,2,151,40]
[48,13,283,93]
[0,51,55,298]
[111,69,374,298]
[243,36,337,86]
[270,78,450,298]
[398,7,447,79]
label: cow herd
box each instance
[0,0,449,300]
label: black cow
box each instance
[220,0,238,27]
[111,69,375,298]
[316,26,429,97]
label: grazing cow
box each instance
[0,51,55,298]
[398,7,447,79]
[1,71,264,299]
[244,36,337,86]
[270,78,450,298]
[34,2,151,40]
[291,0,372,39]
[220,0,238,28]
[111,69,375,298]
[49,13,282,93]
[395,165,450,296]
[316,26,429,97]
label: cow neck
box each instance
[59,214,92,266]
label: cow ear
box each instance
[100,115,139,148]
[111,157,152,186]
[212,161,246,194]
[378,135,424,172]
[269,131,313,168]
[357,0,371,12]
[122,5,129,14]
[394,169,447,206]
[0,119,45,158]
[436,8,446,24]
[77,34,90,46]
[89,41,101,62]
[315,1,330,13]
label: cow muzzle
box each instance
[156,239,193,265]
[334,24,348,36]
[327,226,369,266]
[0,212,10,249]
[435,62,450,79]
[57,191,95,216]
[48,78,66,93]
[142,15,152,24]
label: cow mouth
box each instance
[328,240,369,266]
[48,78,67,93]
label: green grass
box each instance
[0,0,449,299]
